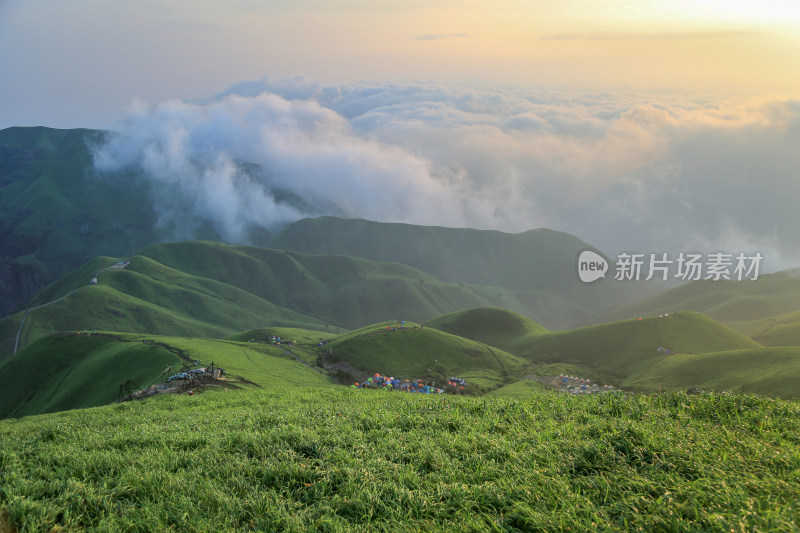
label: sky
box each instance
[2,1,800,269]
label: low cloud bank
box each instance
[93,78,800,271]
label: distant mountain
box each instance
[590,268,800,325]
[270,217,659,325]
[1,126,636,327]
[0,126,160,315]
[0,126,282,317]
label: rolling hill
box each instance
[322,320,532,391]
[2,126,650,330]
[3,305,799,423]
[591,268,800,325]
[425,307,548,354]
[728,309,800,346]
[0,333,182,419]
[625,346,800,398]
[1,241,591,360]
[429,309,760,382]
[269,216,662,326]
[0,330,336,420]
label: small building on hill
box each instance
[90,277,98,285]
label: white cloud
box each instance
[93,78,800,271]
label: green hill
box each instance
[625,346,800,398]
[728,309,800,346]
[270,216,662,328]
[1,126,648,330]
[509,312,761,381]
[592,268,800,325]
[485,379,553,397]
[425,307,548,354]
[0,333,182,419]
[324,321,531,391]
[2,240,608,360]
[0,127,162,315]
[2,253,330,361]
[137,240,592,331]
[0,331,335,420]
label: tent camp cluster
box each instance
[166,366,224,383]
[558,374,614,395]
[352,373,467,394]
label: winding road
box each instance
[12,259,128,354]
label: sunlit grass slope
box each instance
[0,388,798,531]
[10,284,235,354]
[512,312,760,380]
[485,379,552,397]
[115,335,335,390]
[625,346,800,398]
[225,326,338,365]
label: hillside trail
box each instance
[13,260,128,354]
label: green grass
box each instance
[486,379,553,397]
[593,269,800,325]
[0,332,335,420]
[729,309,800,347]
[625,346,800,398]
[12,284,235,350]
[512,312,761,381]
[28,256,120,306]
[0,388,798,531]
[0,334,182,419]
[325,321,530,386]
[1,239,606,359]
[270,216,660,324]
[425,307,549,353]
[117,335,335,391]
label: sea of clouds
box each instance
[92,77,800,271]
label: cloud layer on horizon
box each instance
[92,78,800,271]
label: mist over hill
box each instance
[1,125,651,325]
[270,216,664,318]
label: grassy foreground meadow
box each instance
[1,388,799,532]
